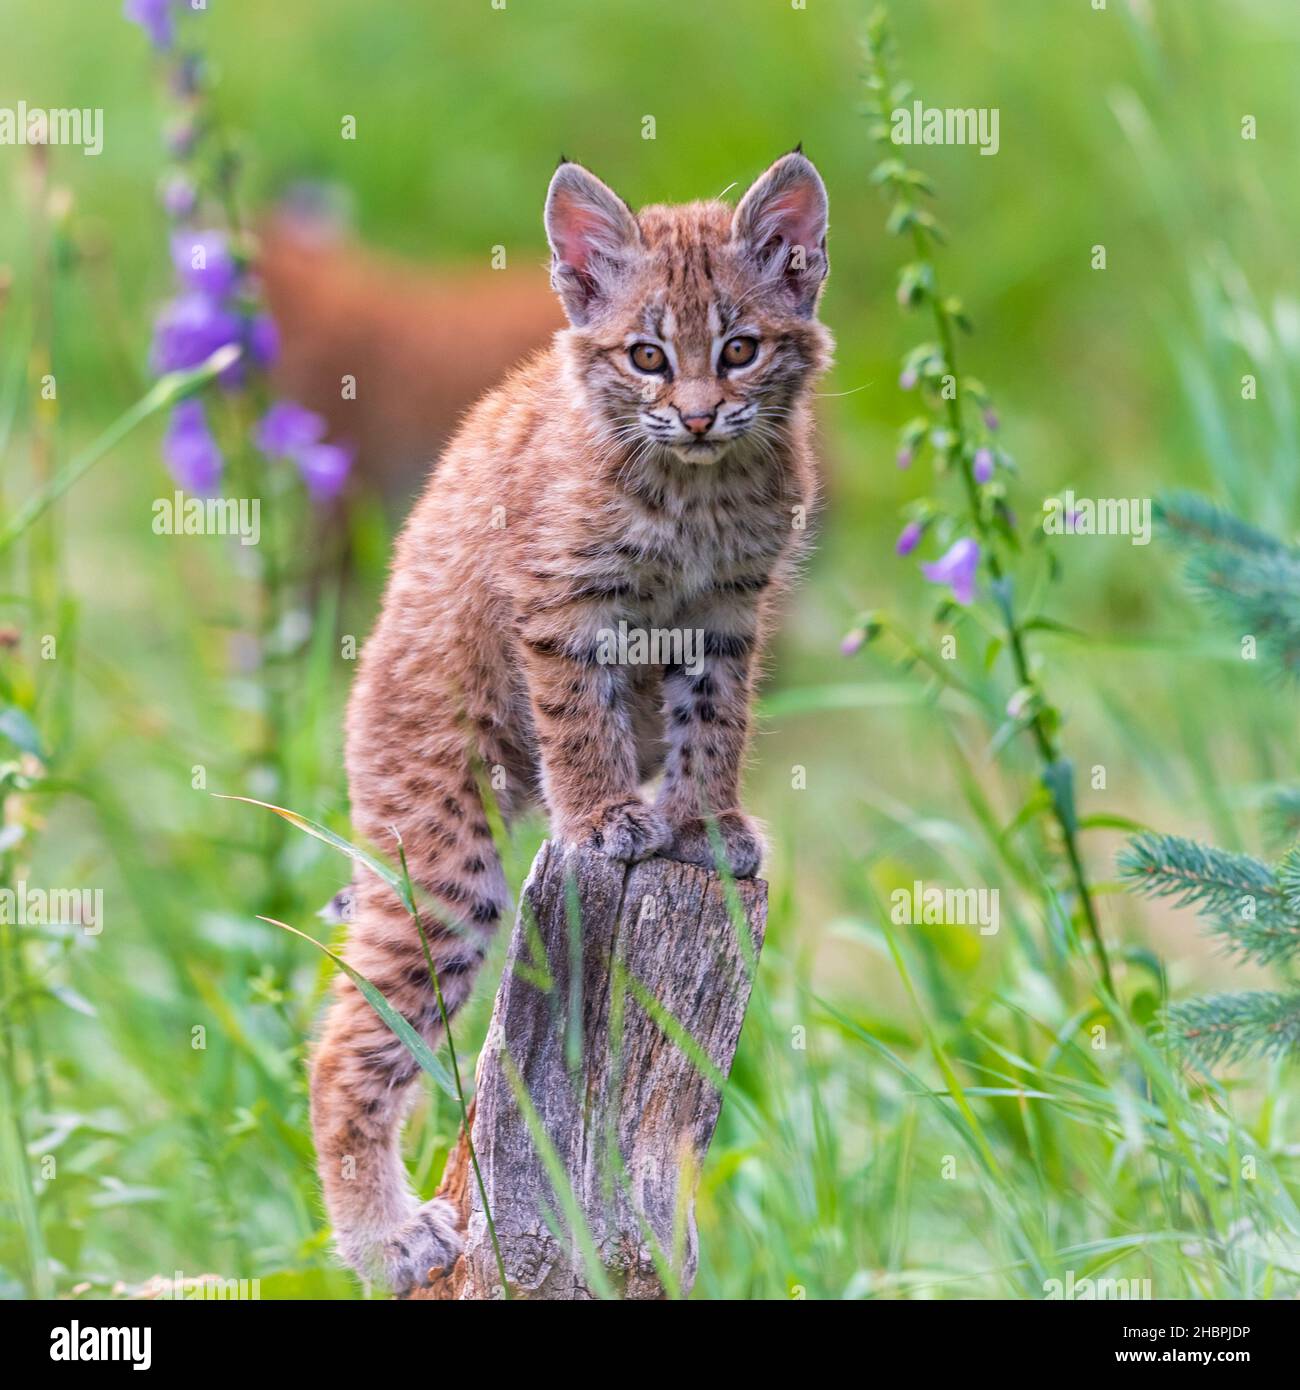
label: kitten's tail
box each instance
[309,791,505,1294]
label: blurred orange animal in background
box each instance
[258,204,562,511]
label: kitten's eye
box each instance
[721,336,759,369]
[629,343,667,374]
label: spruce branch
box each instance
[1125,498,1300,1062]
[1119,833,1300,967]
[1181,546,1300,680]
[1264,787,1300,848]
[1276,844,1300,914]
[1120,833,1278,917]
[1164,991,1300,1068]
[1155,492,1293,557]
[1154,493,1300,679]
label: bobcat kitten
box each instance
[310,150,833,1291]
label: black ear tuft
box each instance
[791,141,804,156]
[557,152,570,168]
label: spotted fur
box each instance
[310,150,833,1292]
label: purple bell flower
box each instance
[973,447,995,484]
[163,399,222,493]
[294,442,354,501]
[151,292,240,374]
[921,537,980,606]
[246,314,281,369]
[254,400,326,457]
[895,520,923,556]
[123,0,175,50]
[171,230,240,301]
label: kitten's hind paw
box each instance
[344,1197,463,1295]
[663,812,764,879]
[565,798,672,864]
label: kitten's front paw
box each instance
[664,812,764,879]
[565,798,672,863]
[348,1197,463,1294]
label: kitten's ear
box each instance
[544,161,641,326]
[732,150,829,316]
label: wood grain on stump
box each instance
[413,841,766,1300]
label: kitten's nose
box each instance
[678,408,716,436]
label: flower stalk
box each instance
[862,7,1112,992]
[125,2,355,927]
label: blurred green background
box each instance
[2,0,1299,1299]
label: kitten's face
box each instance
[545,154,832,466]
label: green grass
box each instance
[2,0,1299,1300]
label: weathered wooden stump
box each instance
[415,840,766,1300]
